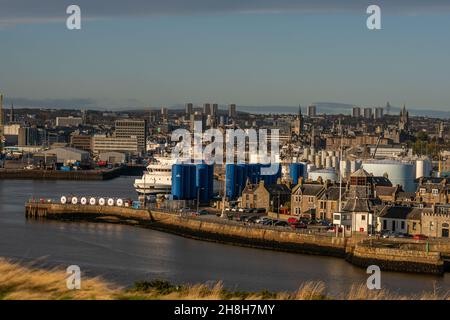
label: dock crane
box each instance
[371,133,384,159]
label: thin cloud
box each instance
[3,97,147,110]
[1,0,450,25]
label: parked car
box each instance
[256,216,270,224]
[244,215,258,222]
[320,220,332,227]
[246,216,259,223]
[393,232,407,238]
[196,209,209,215]
[274,221,289,227]
[291,222,307,229]
[262,219,276,225]
[239,215,248,222]
[413,234,428,240]
[287,217,299,224]
[381,231,395,238]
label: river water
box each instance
[0,177,448,296]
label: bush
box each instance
[133,279,179,295]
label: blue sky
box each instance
[1,1,450,111]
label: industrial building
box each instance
[56,116,83,127]
[42,147,90,166]
[70,134,92,152]
[98,151,127,165]
[115,119,147,153]
[92,134,139,155]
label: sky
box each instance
[0,1,450,111]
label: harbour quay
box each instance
[24,200,449,275]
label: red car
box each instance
[291,222,307,229]
[413,234,428,240]
[287,217,299,224]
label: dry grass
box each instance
[0,259,449,300]
[0,258,117,300]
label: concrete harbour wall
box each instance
[24,203,447,275]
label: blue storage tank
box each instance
[189,164,198,200]
[261,163,281,185]
[289,163,307,185]
[207,164,214,198]
[224,163,283,200]
[236,164,247,195]
[171,164,184,200]
[248,164,260,184]
[226,164,237,199]
[196,164,209,203]
[172,163,215,201]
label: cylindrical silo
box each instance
[171,164,184,200]
[362,160,416,192]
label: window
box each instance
[413,222,417,230]
[419,188,426,195]
[334,214,340,221]
[361,215,366,221]
[401,221,405,229]
[383,220,387,230]
[432,189,439,196]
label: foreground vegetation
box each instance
[0,259,448,300]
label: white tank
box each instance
[98,198,106,206]
[80,197,87,205]
[308,168,338,183]
[325,156,332,168]
[89,197,96,205]
[60,196,67,204]
[340,160,350,178]
[303,148,310,159]
[107,198,115,206]
[315,155,321,168]
[416,158,432,179]
[116,199,124,206]
[362,160,416,192]
[331,156,338,169]
[71,197,78,205]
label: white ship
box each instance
[134,157,174,195]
